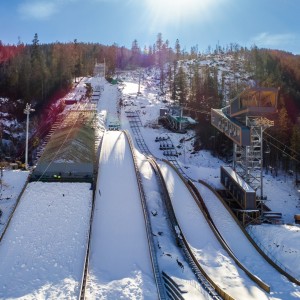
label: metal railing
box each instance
[247,226,300,282]
[78,131,105,300]
[162,271,185,300]
[126,111,233,299]
[0,175,30,242]
[124,131,167,300]
[199,179,300,287]
[149,157,225,300]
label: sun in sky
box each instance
[144,0,218,28]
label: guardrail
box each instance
[125,111,272,294]
[161,271,185,300]
[198,179,300,287]
[0,173,30,243]
[125,112,231,299]
[247,226,300,281]
[78,131,105,300]
[124,131,167,300]
[149,157,227,300]
[185,178,270,293]
[184,279,212,300]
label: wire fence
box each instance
[246,226,299,280]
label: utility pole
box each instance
[138,68,141,95]
[179,107,183,132]
[24,103,35,170]
[103,58,106,78]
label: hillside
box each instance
[0,41,300,172]
[0,72,299,299]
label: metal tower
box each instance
[211,87,279,209]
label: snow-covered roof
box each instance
[39,124,95,164]
[222,165,255,193]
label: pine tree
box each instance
[74,39,82,82]
[131,39,141,67]
[291,125,300,159]
[30,33,48,104]
[175,65,188,106]
[175,39,181,61]
[156,33,166,93]
[191,62,202,105]
[278,106,290,144]
[31,33,40,63]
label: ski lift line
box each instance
[17,115,63,160]
[263,137,300,163]
[183,106,211,116]
[263,131,300,159]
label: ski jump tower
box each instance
[211,87,279,218]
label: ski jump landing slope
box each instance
[85,131,156,299]
[194,181,300,300]
[0,182,93,300]
[158,161,270,300]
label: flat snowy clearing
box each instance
[0,169,29,236]
[0,182,92,300]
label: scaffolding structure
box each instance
[233,116,274,199]
[211,87,279,217]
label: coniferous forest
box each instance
[0,33,300,176]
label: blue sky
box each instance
[0,0,299,54]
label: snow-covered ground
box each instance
[248,224,300,279]
[119,69,300,298]
[0,169,29,237]
[0,182,92,299]
[135,151,210,299]
[194,181,300,299]
[0,65,299,299]
[159,161,269,300]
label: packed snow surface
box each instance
[0,182,92,299]
[159,161,269,300]
[135,150,210,299]
[86,131,156,299]
[1,64,300,299]
[194,181,300,299]
[0,169,29,236]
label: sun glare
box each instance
[145,0,211,25]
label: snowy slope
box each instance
[247,224,300,279]
[119,69,300,295]
[194,181,300,300]
[0,182,92,299]
[1,63,299,300]
[85,131,156,299]
[158,161,269,300]
[135,150,211,299]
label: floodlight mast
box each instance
[24,103,35,170]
